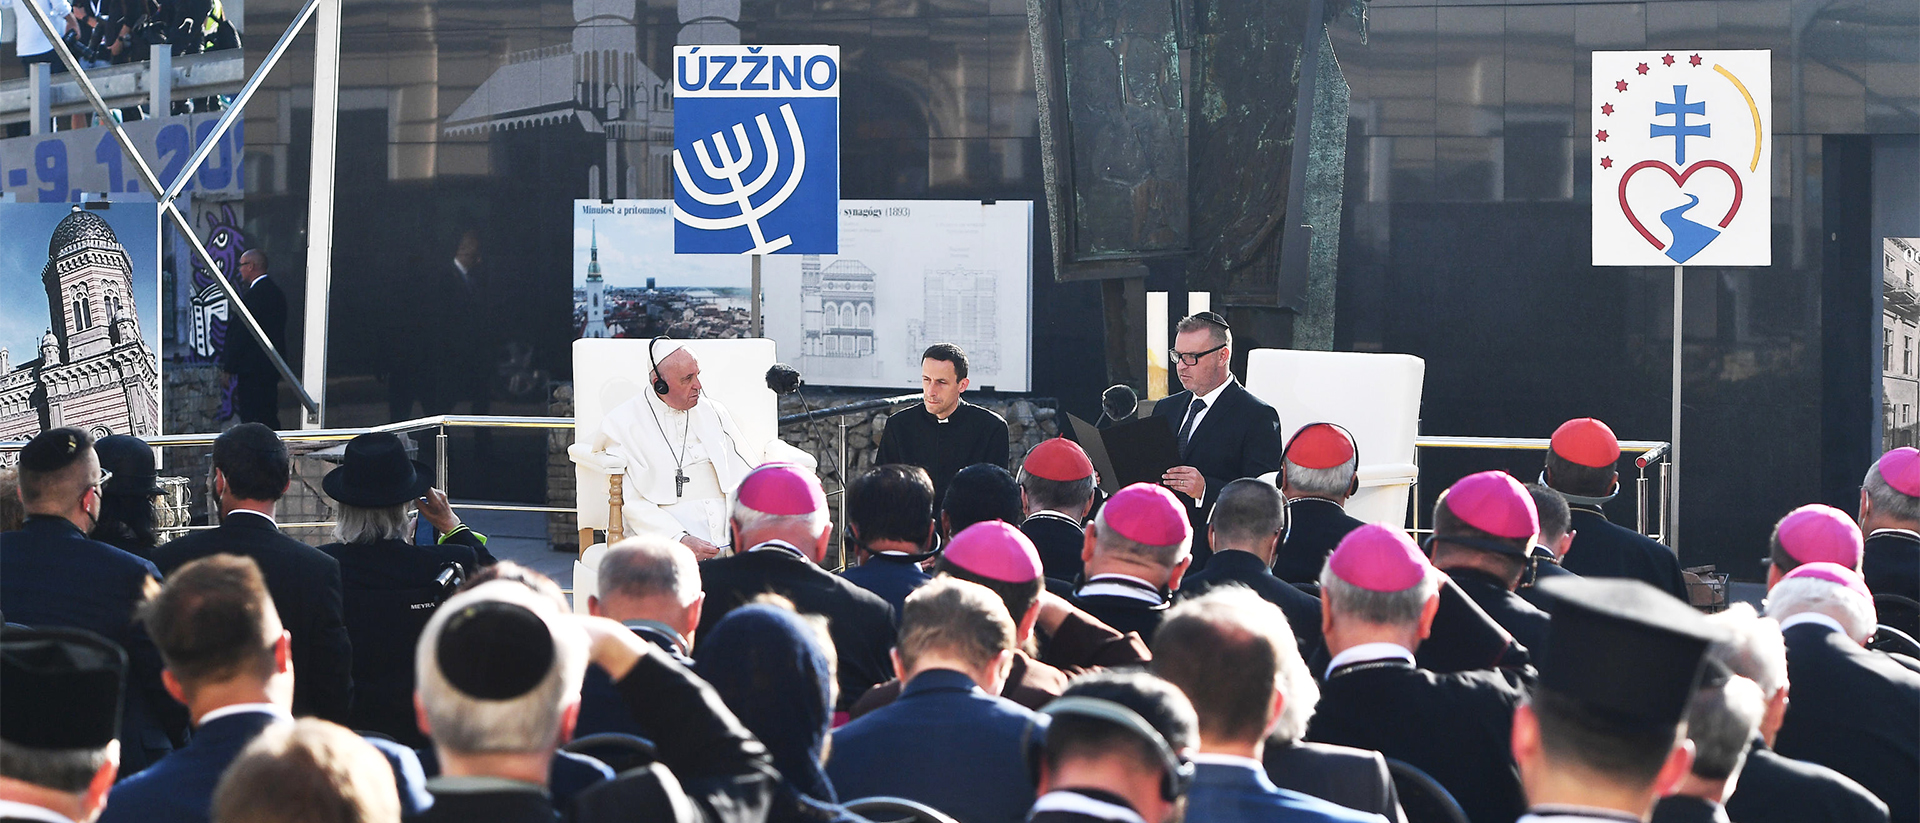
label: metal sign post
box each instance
[1591,48,1771,552]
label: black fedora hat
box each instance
[94,435,166,497]
[323,433,433,508]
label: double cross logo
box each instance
[673,104,809,256]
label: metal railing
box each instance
[1,413,1674,547]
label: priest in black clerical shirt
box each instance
[878,343,1010,508]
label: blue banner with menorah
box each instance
[672,45,840,256]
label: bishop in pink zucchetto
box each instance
[1426,471,1551,653]
[1767,504,1863,582]
[734,462,828,516]
[1326,523,1433,593]
[1860,447,1920,605]
[1440,471,1539,541]
[1067,483,1195,641]
[943,520,1044,584]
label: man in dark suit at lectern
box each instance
[222,249,288,429]
[1152,313,1283,570]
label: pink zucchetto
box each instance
[1877,447,1920,498]
[943,521,1044,583]
[1773,504,1864,569]
[1101,483,1192,547]
[1781,561,1873,603]
[734,463,827,515]
[1328,523,1433,592]
[1442,471,1540,540]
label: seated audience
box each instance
[1513,576,1720,823]
[1272,423,1366,585]
[1517,483,1575,610]
[91,434,166,559]
[1066,483,1194,643]
[1151,588,1389,823]
[1026,671,1196,823]
[1711,604,1890,823]
[0,625,126,823]
[1017,439,1098,583]
[155,423,354,724]
[839,465,937,618]
[1,427,184,777]
[1650,664,1767,823]
[1425,471,1551,654]
[941,463,1024,539]
[695,602,869,823]
[576,535,702,739]
[1177,479,1325,658]
[851,520,1149,716]
[697,463,895,711]
[1859,448,1920,605]
[211,719,400,823]
[1765,562,1920,823]
[316,431,495,745]
[1305,524,1528,823]
[829,578,1041,823]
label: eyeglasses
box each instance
[91,469,113,492]
[1169,344,1227,367]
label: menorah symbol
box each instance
[674,103,809,255]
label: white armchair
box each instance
[568,337,815,612]
[1241,349,1425,526]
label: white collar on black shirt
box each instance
[226,509,278,527]
[198,703,292,727]
[1029,791,1147,823]
[1076,573,1164,604]
[1778,612,1846,636]
[0,800,76,823]
[748,540,810,560]
[1326,642,1415,673]
[1868,527,1920,542]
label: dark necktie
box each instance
[1177,397,1207,452]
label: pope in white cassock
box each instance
[592,341,814,559]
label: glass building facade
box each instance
[210,0,1915,573]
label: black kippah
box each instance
[2,626,126,749]
[18,427,92,473]
[435,600,555,700]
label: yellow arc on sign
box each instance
[1713,63,1763,172]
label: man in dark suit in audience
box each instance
[1305,524,1529,823]
[1176,479,1323,660]
[1066,483,1193,644]
[222,249,288,429]
[154,423,354,724]
[1154,588,1399,823]
[98,556,300,823]
[1272,423,1366,585]
[0,428,185,777]
[1425,471,1551,655]
[941,463,1023,540]
[1709,603,1890,823]
[1152,313,1282,569]
[840,465,937,619]
[1765,563,1920,823]
[1649,663,1766,823]
[829,578,1043,823]
[576,536,703,739]
[1518,484,1576,610]
[1018,438,1098,584]
[1541,418,1688,600]
[696,463,896,711]
[1025,672,1198,823]
[1857,447,1920,608]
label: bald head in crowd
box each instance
[590,536,705,648]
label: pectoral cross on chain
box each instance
[675,469,689,498]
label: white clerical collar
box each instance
[227,509,278,527]
[452,258,469,277]
[1868,528,1920,542]
[1077,574,1164,604]
[198,702,292,727]
[1778,612,1846,636]
[1188,752,1265,771]
[749,540,809,560]
[1193,377,1233,409]
[1030,509,1081,524]
[929,401,965,423]
[1029,791,1148,823]
[0,800,76,823]
[1327,642,1415,673]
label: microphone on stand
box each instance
[766,363,802,395]
[1097,384,1139,427]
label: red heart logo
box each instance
[1616,160,1743,251]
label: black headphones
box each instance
[1022,696,1195,802]
[648,336,672,395]
[1279,422,1361,497]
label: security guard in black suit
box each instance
[1424,472,1552,656]
[1153,313,1282,570]
[1542,418,1688,601]
[1019,439,1099,584]
[1272,424,1366,585]
[222,249,288,429]
[0,428,187,778]
[1176,479,1324,659]
[153,423,354,724]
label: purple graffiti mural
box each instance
[186,204,247,419]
